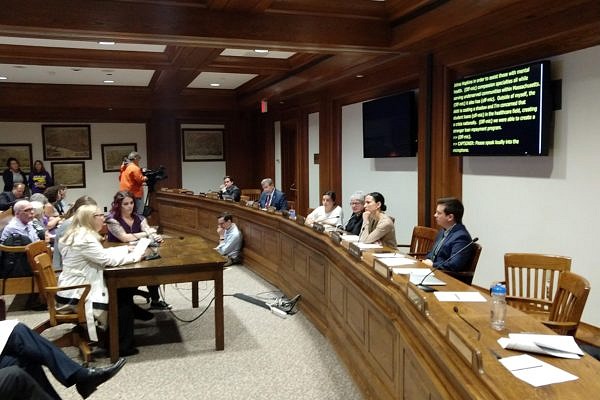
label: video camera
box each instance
[143,166,167,192]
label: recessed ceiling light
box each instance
[0,76,7,80]
[98,41,116,45]
[356,74,365,78]
[209,83,221,87]
[103,80,115,84]
[254,49,269,54]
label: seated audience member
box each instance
[28,160,54,195]
[2,158,27,193]
[220,176,241,202]
[52,196,97,270]
[423,197,474,272]
[57,204,149,357]
[214,212,243,267]
[1,200,41,242]
[358,192,397,248]
[258,178,287,210]
[105,191,171,310]
[29,201,47,241]
[44,185,67,216]
[0,320,126,399]
[0,183,26,211]
[305,191,344,232]
[344,191,365,235]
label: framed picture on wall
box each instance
[101,143,137,172]
[182,129,224,161]
[42,124,92,160]
[0,143,33,173]
[51,161,86,188]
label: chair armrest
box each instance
[44,284,91,303]
[407,251,428,259]
[542,321,578,329]
[397,244,410,249]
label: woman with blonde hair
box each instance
[57,204,148,356]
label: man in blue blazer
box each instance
[258,178,288,211]
[424,197,474,272]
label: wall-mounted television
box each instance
[362,91,417,158]
[450,60,551,156]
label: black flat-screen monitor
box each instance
[450,60,551,156]
[362,91,417,158]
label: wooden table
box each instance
[104,232,226,362]
[153,192,600,400]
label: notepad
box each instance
[378,258,417,267]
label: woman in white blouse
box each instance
[57,204,147,356]
[305,191,344,232]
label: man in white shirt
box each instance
[214,212,243,267]
[0,200,40,243]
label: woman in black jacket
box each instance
[2,157,28,193]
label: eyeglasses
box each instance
[21,208,33,213]
[350,202,362,206]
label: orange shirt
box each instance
[119,163,145,198]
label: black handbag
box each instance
[0,233,33,278]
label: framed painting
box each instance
[182,129,224,161]
[0,143,33,173]
[51,161,86,188]
[42,124,92,160]
[101,143,137,172]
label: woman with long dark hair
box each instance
[28,160,54,194]
[105,191,171,310]
[2,157,28,193]
[358,192,397,248]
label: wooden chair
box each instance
[542,271,590,336]
[443,242,482,286]
[32,253,93,363]
[504,253,571,315]
[26,241,53,302]
[0,206,13,231]
[287,200,296,211]
[240,195,250,203]
[0,242,39,297]
[398,225,438,259]
[241,189,261,202]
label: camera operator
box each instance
[119,151,147,215]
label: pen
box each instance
[511,365,543,372]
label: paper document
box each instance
[355,242,383,250]
[130,237,152,260]
[499,354,578,387]
[373,252,406,258]
[434,291,487,302]
[498,333,584,359]
[341,235,360,242]
[378,258,417,267]
[397,268,447,286]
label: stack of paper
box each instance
[392,268,447,286]
[498,333,584,359]
[354,242,383,250]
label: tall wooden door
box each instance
[280,119,297,208]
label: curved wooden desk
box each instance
[155,192,600,400]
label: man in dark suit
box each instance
[220,176,241,202]
[0,320,125,399]
[424,197,474,272]
[258,178,287,211]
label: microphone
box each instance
[417,237,479,292]
[453,306,481,340]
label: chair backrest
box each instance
[443,242,482,286]
[287,201,296,211]
[0,207,13,231]
[26,241,53,298]
[409,226,438,256]
[546,271,590,336]
[504,253,571,313]
[241,189,261,202]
